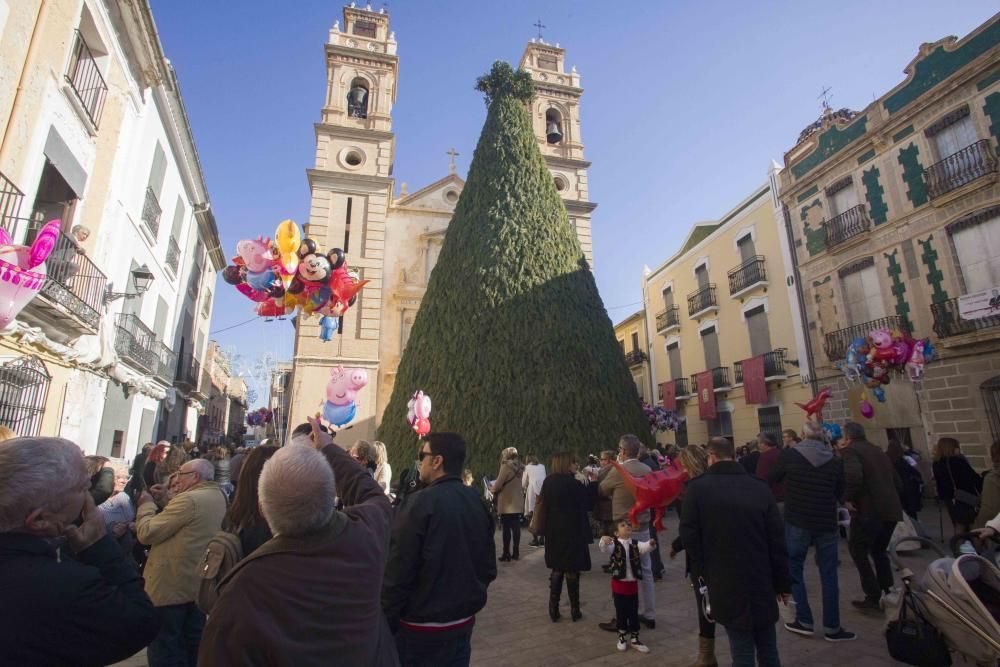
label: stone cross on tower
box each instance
[818,85,833,113]
[533,19,546,40]
[447,147,459,174]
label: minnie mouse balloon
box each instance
[406,390,432,436]
[0,221,59,328]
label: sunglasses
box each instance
[418,450,438,461]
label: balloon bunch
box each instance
[222,220,369,337]
[322,365,368,427]
[0,221,60,328]
[836,326,935,419]
[641,402,685,434]
[246,408,273,427]
[407,390,432,436]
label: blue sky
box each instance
[150,0,998,406]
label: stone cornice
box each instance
[314,123,395,141]
[564,199,598,214]
[544,155,591,170]
[306,168,393,192]
[325,44,398,66]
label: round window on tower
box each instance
[554,176,567,192]
[338,147,366,170]
[444,190,459,204]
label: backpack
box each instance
[196,531,243,614]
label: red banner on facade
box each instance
[696,371,716,420]
[661,381,676,411]
[742,355,768,405]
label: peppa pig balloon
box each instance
[322,365,368,426]
[0,221,59,328]
[406,390,432,436]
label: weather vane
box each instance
[818,85,833,112]
[533,19,546,40]
[447,147,459,174]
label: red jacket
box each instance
[755,447,785,501]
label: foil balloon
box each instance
[319,315,338,342]
[860,400,875,419]
[0,221,59,328]
[406,390,432,436]
[273,219,301,287]
[322,365,368,427]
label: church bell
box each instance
[546,121,562,144]
[349,85,368,106]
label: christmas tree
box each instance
[377,61,649,477]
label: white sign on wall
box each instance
[957,287,1000,320]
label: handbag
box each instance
[529,493,546,537]
[885,590,952,666]
[945,459,980,510]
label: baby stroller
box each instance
[887,536,1000,667]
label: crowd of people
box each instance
[0,418,997,667]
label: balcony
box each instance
[931,296,1000,340]
[0,172,24,235]
[114,313,158,374]
[175,352,201,391]
[733,348,789,384]
[20,220,107,333]
[154,342,177,385]
[924,139,998,200]
[624,349,647,367]
[687,284,718,319]
[65,30,108,128]
[166,237,180,275]
[824,205,870,249]
[655,305,680,334]
[823,315,905,362]
[672,377,691,399]
[141,187,161,239]
[728,256,768,297]
[690,366,732,393]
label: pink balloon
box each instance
[413,417,431,436]
[891,340,911,366]
[0,245,48,328]
[860,400,875,419]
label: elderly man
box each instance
[199,417,398,666]
[598,434,656,631]
[137,457,227,667]
[0,437,159,666]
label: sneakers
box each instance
[630,633,650,653]
[851,597,883,614]
[824,629,857,642]
[616,633,628,652]
[784,621,814,637]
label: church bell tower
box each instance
[285,3,397,441]
[519,40,596,266]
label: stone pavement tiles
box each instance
[115,511,948,666]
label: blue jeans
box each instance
[726,622,781,667]
[632,527,656,619]
[785,524,841,633]
[395,624,473,667]
[147,603,205,667]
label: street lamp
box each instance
[104,264,155,303]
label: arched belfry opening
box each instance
[348,77,369,118]
[545,108,563,144]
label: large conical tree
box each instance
[377,62,649,477]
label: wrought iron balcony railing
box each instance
[0,172,24,235]
[673,377,690,398]
[65,30,108,128]
[26,219,107,328]
[733,348,789,384]
[655,305,681,332]
[155,342,177,385]
[141,187,162,238]
[924,139,998,200]
[114,313,159,373]
[687,284,718,317]
[166,237,181,274]
[931,296,1000,338]
[823,315,905,362]
[825,204,871,248]
[624,349,648,366]
[690,366,731,393]
[727,256,767,295]
[175,352,201,390]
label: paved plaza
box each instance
[114,509,952,667]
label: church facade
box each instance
[284,5,596,441]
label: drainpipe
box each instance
[0,1,48,170]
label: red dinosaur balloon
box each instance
[795,387,833,419]
[611,459,688,532]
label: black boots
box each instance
[566,573,582,621]
[549,571,564,622]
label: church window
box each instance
[553,176,567,191]
[545,109,563,144]
[345,151,363,167]
[537,54,557,71]
[444,190,459,203]
[347,78,369,119]
[353,21,377,38]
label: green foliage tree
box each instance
[377,61,649,478]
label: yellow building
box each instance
[613,310,651,404]
[776,13,1000,466]
[641,179,813,448]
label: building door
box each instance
[695,264,709,289]
[32,159,78,233]
[667,342,683,380]
[745,306,772,357]
[951,214,1000,293]
[758,406,782,442]
[841,264,885,325]
[630,332,639,354]
[662,287,674,309]
[737,234,756,263]
[830,184,859,217]
[701,326,721,370]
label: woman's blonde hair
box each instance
[933,437,961,461]
[678,445,709,479]
[550,451,576,475]
[373,441,388,468]
[84,455,109,479]
[0,425,17,442]
[500,446,519,463]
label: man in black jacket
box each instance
[680,438,790,667]
[0,437,159,666]
[841,422,903,613]
[383,432,497,666]
[769,421,855,642]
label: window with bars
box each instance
[352,20,377,37]
[757,406,782,442]
[0,356,51,437]
[982,377,1000,442]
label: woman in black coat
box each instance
[540,452,591,622]
[933,437,983,533]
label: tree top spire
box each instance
[475,61,534,106]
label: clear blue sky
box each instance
[150,0,998,406]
